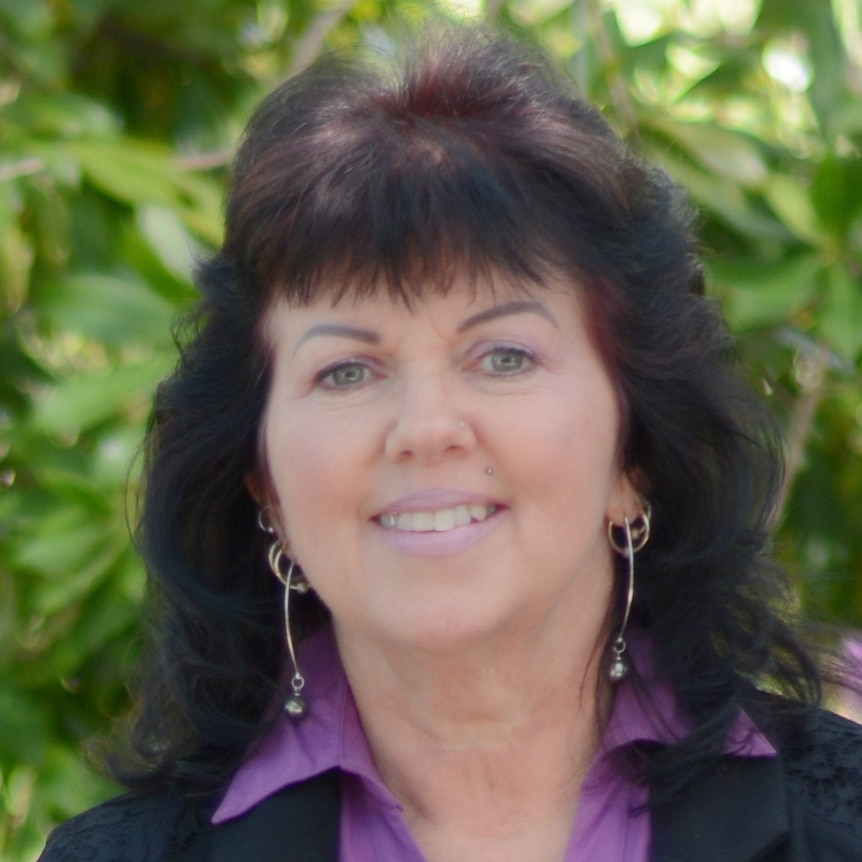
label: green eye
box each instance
[319,362,369,388]
[484,348,535,375]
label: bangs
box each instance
[223,28,628,309]
[270,139,562,307]
[229,81,570,306]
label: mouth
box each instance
[377,504,498,533]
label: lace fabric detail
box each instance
[39,791,212,862]
[782,709,862,840]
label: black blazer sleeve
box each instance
[651,708,862,862]
[38,792,213,862]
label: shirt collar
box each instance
[604,631,775,758]
[212,626,385,823]
[212,625,774,824]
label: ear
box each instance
[606,470,644,526]
[245,470,292,556]
[245,470,266,507]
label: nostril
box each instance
[384,406,477,463]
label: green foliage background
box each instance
[2,0,861,858]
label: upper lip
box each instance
[373,488,501,518]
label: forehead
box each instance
[261,268,594,348]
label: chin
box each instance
[367,602,522,656]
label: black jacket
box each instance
[39,707,862,861]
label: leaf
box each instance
[644,116,768,187]
[762,173,830,249]
[710,254,823,331]
[30,356,173,436]
[37,538,125,617]
[120,224,198,307]
[68,140,223,243]
[756,0,846,128]
[136,205,199,283]
[819,265,862,361]
[0,217,34,312]
[41,273,176,349]
[10,93,119,139]
[811,153,862,243]
[12,506,108,578]
[0,681,49,767]
[645,145,788,242]
[49,572,143,676]
[70,139,182,209]
[35,745,116,820]
[90,425,146,488]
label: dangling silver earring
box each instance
[607,504,651,683]
[258,509,311,718]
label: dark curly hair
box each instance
[118,21,822,799]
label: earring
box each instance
[259,509,311,718]
[607,505,651,683]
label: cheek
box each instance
[263,408,366,554]
[508,384,621,493]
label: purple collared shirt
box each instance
[213,628,775,861]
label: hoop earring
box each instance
[607,505,651,683]
[259,510,311,718]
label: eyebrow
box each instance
[294,299,556,354]
[294,324,380,354]
[456,300,558,332]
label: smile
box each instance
[378,504,497,533]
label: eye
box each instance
[316,360,373,389]
[479,346,536,376]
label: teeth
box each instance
[379,504,496,532]
[454,505,472,527]
[411,512,434,531]
[469,504,489,521]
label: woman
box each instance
[41,21,862,862]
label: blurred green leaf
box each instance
[0,682,48,767]
[820,265,862,361]
[711,254,823,331]
[811,153,862,243]
[644,144,787,242]
[136,205,199,284]
[6,93,119,139]
[30,356,171,435]
[41,273,176,349]
[647,116,769,187]
[70,140,191,208]
[67,140,223,243]
[762,173,831,249]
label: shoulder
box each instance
[39,790,215,862]
[649,703,862,862]
[777,707,862,857]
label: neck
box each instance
[335,614,609,861]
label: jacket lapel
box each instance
[650,756,788,861]
[209,770,340,862]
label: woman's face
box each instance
[257,275,637,654]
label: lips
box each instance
[373,491,502,557]
[379,504,497,533]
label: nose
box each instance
[384,371,476,464]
